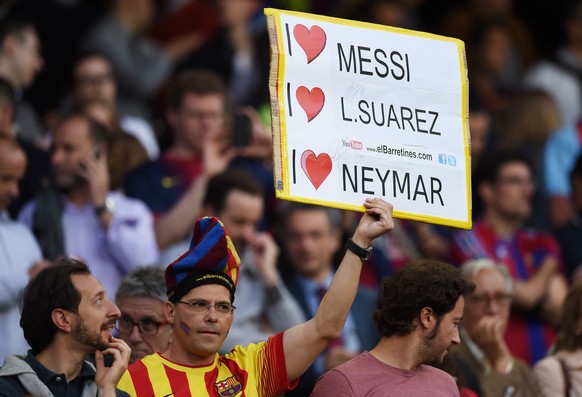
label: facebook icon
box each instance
[438,154,447,164]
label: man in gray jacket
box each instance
[0,258,130,397]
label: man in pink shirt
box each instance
[312,260,475,397]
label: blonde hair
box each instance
[555,283,582,352]
[498,90,560,150]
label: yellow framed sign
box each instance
[266,8,471,229]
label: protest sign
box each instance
[266,8,471,229]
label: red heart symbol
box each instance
[301,150,332,190]
[293,24,327,64]
[296,86,325,122]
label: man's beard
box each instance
[417,317,447,366]
[499,203,530,223]
[72,319,111,351]
[52,170,85,192]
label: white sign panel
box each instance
[266,8,471,229]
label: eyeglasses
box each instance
[176,300,236,316]
[116,316,169,335]
[185,111,224,121]
[468,292,512,308]
[75,73,114,87]
[497,176,536,189]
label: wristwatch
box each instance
[345,238,373,261]
[95,197,116,217]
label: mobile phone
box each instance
[232,113,252,148]
[80,147,101,171]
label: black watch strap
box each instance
[95,204,108,216]
[345,238,373,261]
[95,198,115,216]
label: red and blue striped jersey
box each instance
[118,332,295,397]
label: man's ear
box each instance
[165,108,178,129]
[2,35,18,56]
[51,308,74,333]
[164,301,175,325]
[331,229,342,253]
[419,307,435,330]
[479,181,494,206]
[0,102,13,130]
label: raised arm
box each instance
[154,173,210,250]
[282,198,394,381]
[154,129,235,250]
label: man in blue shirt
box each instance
[0,135,49,363]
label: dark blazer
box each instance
[283,273,380,397]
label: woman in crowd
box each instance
[534,283,582,397]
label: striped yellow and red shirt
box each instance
[117,332,296,397]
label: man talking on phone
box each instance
[18,113,159,295]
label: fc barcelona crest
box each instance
[215,375,242,396]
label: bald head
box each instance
[0,135,25,210]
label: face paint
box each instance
[179,320,191,336]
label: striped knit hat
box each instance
[165,217,240,302]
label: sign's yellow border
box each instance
[265,8,471,229]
